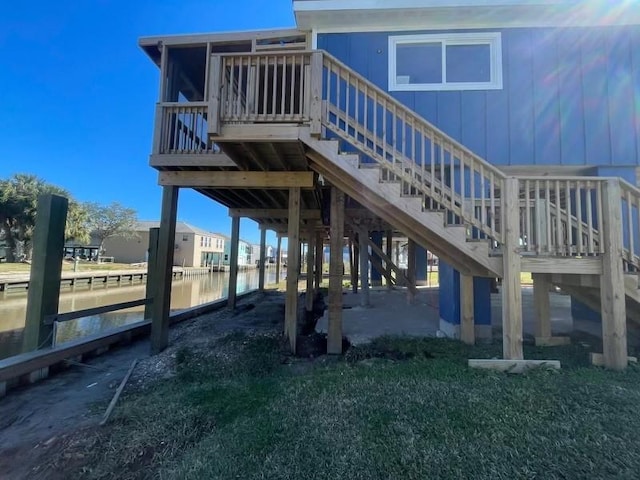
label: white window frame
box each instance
[388,32,503,91]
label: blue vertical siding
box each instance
[319,26,640,168]
[531,30,561,165]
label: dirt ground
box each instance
[0,291,293,480]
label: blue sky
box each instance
[0,0,295,246]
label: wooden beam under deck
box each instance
[158,171,316,188]
[150,153,238,168]
[229,208,321,219]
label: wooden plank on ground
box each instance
[535,336,571,347]
[590,352,637,367]
[469,359,561,373]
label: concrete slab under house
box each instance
[137,0,640,370]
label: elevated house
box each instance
[140,0,640,368]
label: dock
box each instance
[0,268,185,293]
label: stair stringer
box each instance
[551,272,640,326]
[301,132,503,278]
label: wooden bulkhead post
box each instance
[22,194,68,353]
[151,186,179,355]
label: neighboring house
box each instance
[103,221,225,268]
[220,234,252,269]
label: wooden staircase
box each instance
[154,48,640,368]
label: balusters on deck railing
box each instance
[215,52,311,123]
[321,52,506,244]
[157,103,217,155]
[515,178,604,257]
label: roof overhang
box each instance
[293,0,640,31]
[138,28,305,66]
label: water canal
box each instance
[0,269,278,360]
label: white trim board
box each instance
[295,2,640,30]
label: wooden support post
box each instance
[386,230,393,289]
[207,55,222,135]
[328,187,345,354]
[228,215,240,309]
[532,273,551,339]
[309,51,323,136]
[305,232,315,312]
[353,233,359,294]
[407,239,417,304]
[502,178,523,360]
[285,188,301,352]
[151,186,179,355]
[144,228,159,320]
[275,234,282,285]
[460,274,475,345]
[348,236,355,291]
[258,226,266,292]
[600,179,627,370]
[359,227,370,308]
[22,194,68,352]
[314,231,323,292]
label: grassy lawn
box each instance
[0,262,144,275]
[71,335,640,479]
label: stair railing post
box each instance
[502,177,523,360]
[600,178,628,370]
[309,51,323,137]
[208,54,222,135]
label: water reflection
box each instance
[0,269,278,360]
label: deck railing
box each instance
[515,178,605,256]
[155,102,218,154]
[214,52,312,124]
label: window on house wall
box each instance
[388,33,502,91]
[183,235,189,242]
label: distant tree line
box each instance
[0,174,138,263]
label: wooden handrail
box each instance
[321,52,505,242]
[321,51,506,179]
